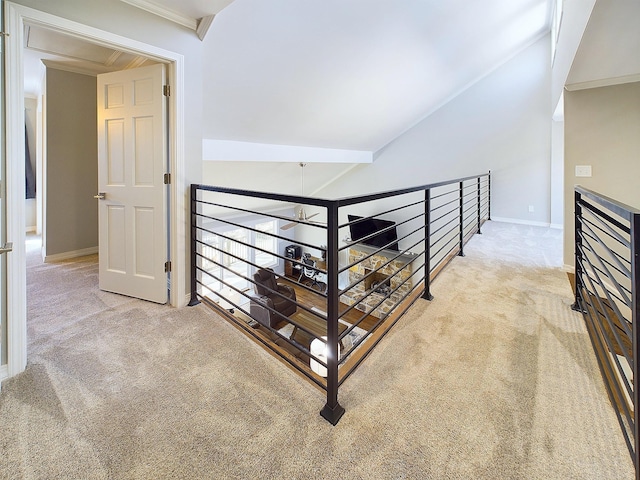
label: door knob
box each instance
[0,242,13,255]
[94,192,106,200]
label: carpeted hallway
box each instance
[0,222,634,479]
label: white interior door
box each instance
[97,64,168,304]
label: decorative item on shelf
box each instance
[310,336,340,377]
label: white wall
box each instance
[316,36,553,226]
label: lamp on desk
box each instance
[310,336,340,377]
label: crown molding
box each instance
[120,0,198,31]
[196,15,216,41]
[565,73,640,92]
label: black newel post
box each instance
[477,177,482,234]
[458,181,465,257]
[320,201,345,425]
[630,212,640,480]
[423,188,433,301]
[188,184,201,306]
[488,171,492,221]
[571,190,583,313]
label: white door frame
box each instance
[3,2,186,379]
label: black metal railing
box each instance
[189,171,490,424]
[572,186,640,478]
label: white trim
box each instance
[490,216,552,228]
[44,246,98,263]
[5,2,28,378]
[203,139,373,164]
[196,15,215,41]
[120,0,198,31]
[41,59,99,78]
[4,2,187,381]
[550,223,563,230]
[565,73,640,92]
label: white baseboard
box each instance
[44,246,98,262]
[550,223,563,230]
[491,216,551,228]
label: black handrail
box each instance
[573,186,640,480]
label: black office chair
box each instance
[299,254,326,292]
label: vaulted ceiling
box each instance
[201,0,552,152]
[24,0,554,153]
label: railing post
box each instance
[188,184,201,306]
[571,190,583,313]
[488,170,492,221]
[631,212,640,479]
[458,181,465,257]
[423,188,434,300]
[477,177,482,234]
[320,200,345,425]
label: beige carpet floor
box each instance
[0,222,634,479]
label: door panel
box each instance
[97,64,167,304]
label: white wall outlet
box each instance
[528,205,534,213]
[575,165,592,177]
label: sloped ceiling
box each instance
[201,0,552,152]
[566,0,640,90]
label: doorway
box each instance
[4,2,186,381]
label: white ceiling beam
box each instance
[203,139,373,164]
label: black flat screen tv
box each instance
[348,215,399,251]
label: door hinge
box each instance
[164,173,171,184]
[163,85,170,97]
[165,261,172,273]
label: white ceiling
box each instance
[201,0,552,152]
[24,0,554,154]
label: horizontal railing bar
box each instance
[580,270,634,375]
[579,225,633,306]
[430,236,461,269]
[577,241,633,339]
[430,223,460,250]
[430,237,459,271]
[576,185,640,221]
[430,196,460,213]
[581,210,631,249]
[430,206,460,227]
[337,199,425,230]
[581,228,632,269]
[195,198,301,227]
[339,264,425,347]
[333,173,490,208]
[430,188,459,201]
[196,219,323,256]
[581,260,632,306]
[338,228,424,276]
[578,289,635,429]
[338,246,424,313]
